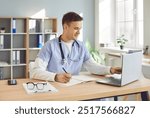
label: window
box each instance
[96,0,143,48]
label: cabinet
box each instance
[0,17,57,80]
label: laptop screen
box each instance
[121,51,142,85]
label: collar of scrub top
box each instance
[58,35,79,65]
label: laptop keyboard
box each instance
[105,76,121,84]
[103,78,120,85]
[110,74,121,79]
[96,74,122,86]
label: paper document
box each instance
[61,74,96,87]
[23,82,58,94]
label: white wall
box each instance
[144,0,150,54]
[0,0,95,46]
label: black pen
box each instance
[62,67,68,73]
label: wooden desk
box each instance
[0,77,150,101]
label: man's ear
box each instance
[63,23,68,30]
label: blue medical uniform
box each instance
[38,37,90,75]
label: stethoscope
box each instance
[58,35,80,65]
[58,36,67,65]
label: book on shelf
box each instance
[12,18,16,33]
[13,50,20,64]
[13,51,16,64]
[16,50,20,64]
[0,35,4,49]
[37,34,44,48]
[35,20,42,32]
[29,19,36,33]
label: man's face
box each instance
[64,21,82,40]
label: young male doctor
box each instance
[31,12,121,83]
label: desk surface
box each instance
[1,76,150,101]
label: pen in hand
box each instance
[62,67,72,79]
[62,67,68,73]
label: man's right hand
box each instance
[110,67,122,74]
[54,73,72,83]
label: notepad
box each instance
[23,82,58,94]
[60,74,96,87]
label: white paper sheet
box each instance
[60,74,96,87]
[23,82,58,94]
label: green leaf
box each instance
[85,39,92,52]
[85,39,105,64]
[116,34,128,46]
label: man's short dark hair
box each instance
[62,12,83,25]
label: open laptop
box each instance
[96,51,142,87]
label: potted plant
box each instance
[116,34,128,50]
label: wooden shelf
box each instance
[0,17,57,80]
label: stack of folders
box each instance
[0,35,4,49]
[13,50,20,64]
